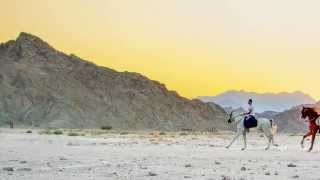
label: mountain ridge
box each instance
[198,90,316,113]
[0,32,228,131]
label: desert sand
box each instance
[0,129,319,180]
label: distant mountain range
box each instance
[198,90,316,113]
[0,32,228,130]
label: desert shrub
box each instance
[53,129,63,135]
[68,132,79,136]
[179,132,188,136]
[120,131,129,135]
[39,129,52,135]
[159,132,166,135]
[101,126,112,130]
[26,130,32,134]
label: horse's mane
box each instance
[231,110,243,116]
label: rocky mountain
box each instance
[272,106,308,133]
[198,90,316,113]
[0,32,228,130]
[222,106,245,114]
[256,111,280,119]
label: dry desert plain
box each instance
[0,128,320,180]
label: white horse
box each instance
[226,111,278,150]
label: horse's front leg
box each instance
[226,131,241,149]
[241,131,247,151]
[301,131,312,149]
[308,131,317,152]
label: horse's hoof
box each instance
[273,144,279,147]
[241,148,246,151]
[225,146,230,149]
[265,147,270,150]
[308,149,312,152]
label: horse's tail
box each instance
[269,119,273,127]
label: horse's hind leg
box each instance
[263,128,273,150]
[271,135,278,147]
[308,133,316,152]
[265,135,272,150]
[241,131,247,151]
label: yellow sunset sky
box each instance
[1,0,320,99]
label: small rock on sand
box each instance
[292,175,299,179]
[288,163,297,167]
[58,168,65,172]
[148,172,157,176]
[110,172,117,176]
[67,142,80,146]
[3,167,14,171]
[241,167,246,171]
[221,175,231,180]
[59,157,67,161]
[17,168,32,172]
[185,164,192,168]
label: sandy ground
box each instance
[0,129,320,180]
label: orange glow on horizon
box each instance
[1,0,320,100]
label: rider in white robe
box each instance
[242,99,256,131]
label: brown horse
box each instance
[301,107,320,152]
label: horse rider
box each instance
[242,98,256,132]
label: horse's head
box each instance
[227,111,233,124]
[301,106,308,119]
[227,111,235,124]
[301,106,318,120]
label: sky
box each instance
[1,0,320,99]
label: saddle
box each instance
[244,115,258,129]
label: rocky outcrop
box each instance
[272,106,307,133]
[0,32,228,130]
[256,111,279,119]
